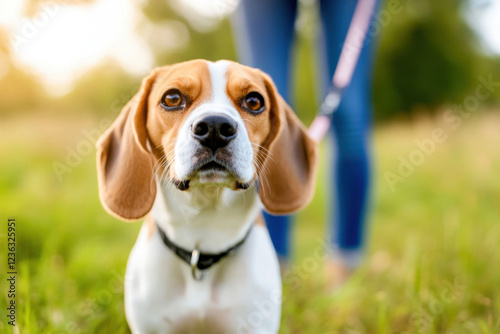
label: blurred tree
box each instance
[373,0,490,120]
[140,0,237,64]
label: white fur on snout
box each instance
[174,60,254,183]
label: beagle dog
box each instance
[96,59,317,334]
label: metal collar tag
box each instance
[190,249,206,281]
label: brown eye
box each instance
[160,89,184,110]
[165,93,181,106]
[242,92,265,114]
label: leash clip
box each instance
[190,249,205,281]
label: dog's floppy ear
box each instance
[257,74,318,215]
[96,70,158,221]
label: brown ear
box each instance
[257,76,318,214]
[96,71,158,221]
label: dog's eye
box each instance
[242,92,265,114]
[161,89,184,110]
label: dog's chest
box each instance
[124,224,281,334]
[129,278,240,334]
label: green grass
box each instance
[1,111,500,333]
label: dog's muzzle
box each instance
[191,114,237,152]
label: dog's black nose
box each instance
[191,115,237,151]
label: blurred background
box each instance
[1,0,499,333]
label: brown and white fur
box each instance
[96,60,317,333]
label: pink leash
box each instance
[308,0,377,142]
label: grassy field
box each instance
[1,110,499,333]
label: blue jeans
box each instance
[233,0,378,264]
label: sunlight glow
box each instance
[0,0,153,96]
[468,0,500,54]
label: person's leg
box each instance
[232,0,298,260]
[318,0,379,279]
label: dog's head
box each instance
[97,60,317,220]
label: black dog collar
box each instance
[156,223,253,281]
